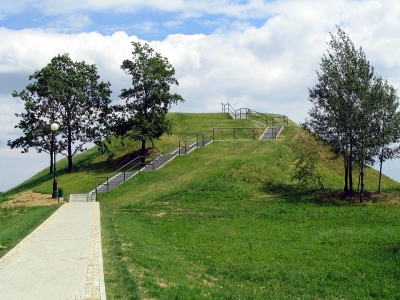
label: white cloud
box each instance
[2,0,400,191]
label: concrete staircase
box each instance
[69,194,94,202]
[261,126,283,140]
[70,105,287,201]
[90,139,213,197]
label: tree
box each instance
[303,26,375,201]
[9,54,112,173]
[112,42,184,157]
[289,132,323,192]
[8,100,56,173]
[370,76,400,193]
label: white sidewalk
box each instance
[0,202,106,300]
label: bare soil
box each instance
[1,190,64,208]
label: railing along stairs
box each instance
[88,133,214,199]
[74,105,288,201]
[221,103,288,140]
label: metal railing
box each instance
[262,127,279,140]
[247,109,269,126]
[212,127,265,141]
[95,156,146,195]
[221,103,248,120]
[92,118,284,198]
[272,115,289,126]
[146,132,209,170]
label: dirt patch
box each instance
[1,190,64,208]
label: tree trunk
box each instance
[349,144,354,196]
[344,153,349,194]
[141,140,146,163]
[378,146,384,193]
[359,164,365,203]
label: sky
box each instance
[0,0,400,192]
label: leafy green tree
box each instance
[303,26,375,200]
[112,41,184,157]
[370,76,400,193]
[289,132,323,191]
[9,54,112,173]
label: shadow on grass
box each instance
[260,179,397,206]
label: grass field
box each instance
[96,117,400,299]
[0,205,59,258]
[2,113,400,299]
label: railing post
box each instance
[213,128,215,141]
[106,177,109,191]
[234,128,236,140]
[185,141,187,154]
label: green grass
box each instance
[0,205,59,258]
[96,121,400,299]
[2,112,400,298]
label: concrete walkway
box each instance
[0,202,106,300]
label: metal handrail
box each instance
[221,103,248,120]
[272,115,289,126]
[95,155,146,195]
[247,109,269,126]
[212,127,264,141]
[93,120,283,198]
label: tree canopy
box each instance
[9,54,112,173]
[112,41,184,156]
[303,26,400,201]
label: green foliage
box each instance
[2,113,400,299]
[9,53,112,173]
[304,25,400,201]
[112,42,184,156]
[289,132,323,189]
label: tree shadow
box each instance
[259,180,391,206]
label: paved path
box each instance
[0,202,106,300]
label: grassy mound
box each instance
[2,113,400,298]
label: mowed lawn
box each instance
[2,113,399,299]
[99,127,400,299]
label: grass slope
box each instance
[2,113,400,298]
[96,116,400,299]
[0,113,259,261]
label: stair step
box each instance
[261,126,283,140]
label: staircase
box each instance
[261,126,283,140]
[96,171,138,193]
[70,105,287,201]
[69,194,95,202]
[89,138,213,197]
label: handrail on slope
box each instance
[247,109,269,126]
[272,115,289,126]
[221,103,248,120]
[222,103,271,127]
[95,156,146,195]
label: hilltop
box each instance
[2,112,398,202]
[2,112,400,298]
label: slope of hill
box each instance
[2,113,400,299]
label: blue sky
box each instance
[0,0,273,40]
[0,0,400,191]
